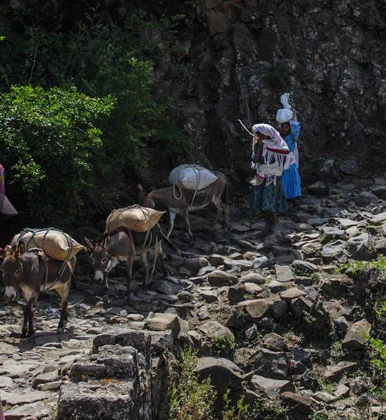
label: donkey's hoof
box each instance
[57,327,64,334]
[22,330,34,338]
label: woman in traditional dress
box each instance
[249,123,290,226]
[279,109,302,205]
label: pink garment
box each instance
[0,164,5,194]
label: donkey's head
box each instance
[85,237,109,283]
[137,184,155,209]
[1,246,23,301]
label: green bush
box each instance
[0,7,192,227]
[0,85,114,224]
[211,335,236,358]
[168,349,252,420]
[168,349,217,420]
[337,255,386,274]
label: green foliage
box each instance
[319,379,337,393]
[154,122,192,167]
[244,397,288,419]
[330,340,344,361]
[337,255,386,274]
[0,7,192,226]
[168,349,254,420]
[211,335,236,358]
[377,301,386,318]
[168,349,217,420]
[222,389,249,420]
[310,414,330,420]
[0,85,114,223]
[368,337,386,372]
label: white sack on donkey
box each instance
[168,164,218,191]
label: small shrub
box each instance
[330,340,344,361]
[168,349,255,420]
[244,397,288,420]
[222,389,249,420]
[168,349,217,420]
[337,255,386,274]
[211,335,236,358]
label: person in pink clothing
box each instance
[0,164,17,216]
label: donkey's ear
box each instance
[84,237,94,251]
[137,183,143,192]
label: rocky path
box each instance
[1,176,386,419]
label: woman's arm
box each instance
[291,109,300,141]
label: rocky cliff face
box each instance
[4,0,386,185]
[148,0,386,184]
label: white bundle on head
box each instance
[280,93,292,109]
[276,92,293,124]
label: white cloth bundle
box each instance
[276,93,293,124]
[168,164,218,191]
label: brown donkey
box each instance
[0,247,76,337]
[85,225,177,293]
[138,171,229,238]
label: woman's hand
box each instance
[252,135,260,146]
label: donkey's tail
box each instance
[157,224,181,255]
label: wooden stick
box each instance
[238,119,254,137]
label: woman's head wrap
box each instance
[252,123,289,153]
[252,123,282,143]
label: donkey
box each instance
[85,225,177,293]
[0,247,76,337]
[137,171,229,238]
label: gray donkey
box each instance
[137,171,229,238]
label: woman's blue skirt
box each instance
[249,176,288,214]
[282,163,302,199]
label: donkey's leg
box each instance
[23,296,37,338]
[211,196,222,225]
[125,254,134,295]
[166,211,176,239]
[182,209,193,237]
[212,195,229,229]
[156,240,169,277]
[103,258,119,289]
[56,280,71,333]
[140,251,151,286]
[223,201,230,227]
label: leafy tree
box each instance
[0,85,114,224]
[0,7,191,228]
